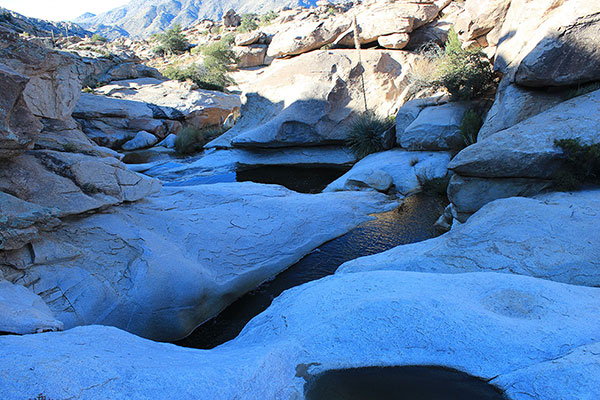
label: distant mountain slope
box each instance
[0,7,91,37]
[74,0,342,39]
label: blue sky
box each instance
[0,0,129,21]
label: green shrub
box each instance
[346,112,393,159]
[459,109,482,146]
[174,125,228,154]
[91,33,107,42]
[434,28,496,100]
[260,11,278,25]
[553,138,600,190]
[156,24,189,55]
[238,14,259,33]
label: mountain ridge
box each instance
[74,0,346,39]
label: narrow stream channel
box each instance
[176,193,446,349]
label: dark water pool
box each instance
[175,194,446,349]
[237,166,350,194]
[304,366,507,400]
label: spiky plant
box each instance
[346,112,392,159]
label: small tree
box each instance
[156,24,189,55]
[238,14,258,33]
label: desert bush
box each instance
[406,29,495,100]
[459,109,482,146]
[260,11,278,25]
[553,138,600,190]
[156,24,189,55]
[174,125,228,154]
[435,28,496,100]
[346,112,393,159]
[406,43,443,97]
[91,33,107,42]
[0,11,12,22]
[164,36,237,91]
[238,14,259,33]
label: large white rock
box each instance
[0,151,161,219]
[340,190,600,287]
[0,280,63,334]
[207,50,419,149]
[449,89,600,179]
[121,130,158,150]
[4,183,393,341]
[324,149,451,196]
[494,0,600,86]
[478,77,565,140]
[94,78,241,129]
[0,271,598,399]
[399,102,470,150]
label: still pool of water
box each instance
[304,366,507,400]
[175,194,446,349]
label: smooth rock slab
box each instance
[339,190,600,287]
[0,271,598,399]
[324,149,451,196]
[449,89,600,179]
[0,280,63,334]
[5,183,393,341]
[400,102,470,150]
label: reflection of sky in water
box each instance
[176,194,446,349]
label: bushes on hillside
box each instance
[154,24,189,55]
[91,33,107,42]
[238,14,259,33]
[164,36,237,92]
[260,11,278,25]
[553,138,600,190]
[347,112,393,159]
[407,28,496,100]
[174,125,228,154]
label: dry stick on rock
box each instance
[353,16,368,112]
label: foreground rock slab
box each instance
[1,271,598,399]
[340,190,600,287]
[3,183,393,341]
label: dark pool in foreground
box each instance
[176,194,446,349]
[304,366,507,400]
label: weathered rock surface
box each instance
[449,89,600,179]
[121,131,159,150]
[94,78,241,128]
[0,192,59,251]
[0,151,161,219]
[494,0,600,86]
[208,50,419,149]
[377,33,410,50]
[340,190,600,287]
[0,63,41,158]
[324,149,450,196]
[266,14,351,58]
[235,31,264,46]
[478,77,566,140]
[0,36,82,121]
[4,183,393,341]
[455,0,511,43]
[399,102,470,150]
[234,44,268,68]
[0,280,63,334]
[1,271,599,399]
[447,174,551,216]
